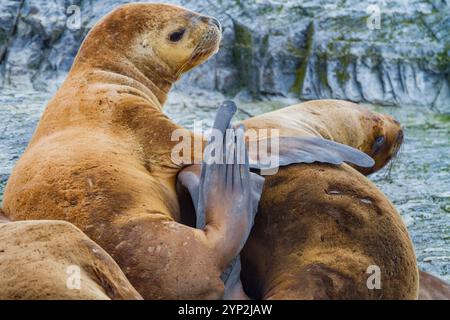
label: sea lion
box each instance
[0,211,142,300]
[239,102,416,299]
[179,101,418,299]
[2,3,234,299]
[240,99,403,175]
[1,4,374,299]
[240,102,416,299]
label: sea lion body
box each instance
[2,4,236,299]
[0,216,141,300]
[236,101,418,299]
[240,163,418,299]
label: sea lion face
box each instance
[128,4,222,78]
[361,113,403,174]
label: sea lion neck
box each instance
[71,48,175,109]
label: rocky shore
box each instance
[0,0,448,110]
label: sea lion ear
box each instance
[248,136,375,172]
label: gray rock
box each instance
[0,0,448,110]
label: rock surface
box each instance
[0,0,448,107]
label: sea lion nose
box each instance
[200,15,222,32]
[395,129,404,146]
[209,17,222,32]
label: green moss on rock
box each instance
[232,22,254,93]
[291,22,314,95]
[435,43,450,73]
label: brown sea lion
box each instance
[240,101,416,299]
[0,211,142,300]
[177,101,377,299]
[179,101,418,299]
[1,3,237,299]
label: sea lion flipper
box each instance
[178,102,264,289]
[197,100,263,222]
[212,100,237,134]
[177,165,202,226]
[249,136,375,171]
[222,256,250,300]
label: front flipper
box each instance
[178,101,264,299]
[247,136,375,174]
[177,163,261,300]
[223,257,250,300]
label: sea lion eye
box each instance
[372,135,386,155]
[169,29,186,42]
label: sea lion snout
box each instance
[364,114,403,173]
[210,17,222,32]
[198,15,222,32]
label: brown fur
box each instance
[0,219,142,300]
[2,3,226,299]
[241,164,418,299]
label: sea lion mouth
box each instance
[177,27,221,75]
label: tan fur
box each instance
[0,219,142,300]
[2,3,225,299]
[241,100,403,174]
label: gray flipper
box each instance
[247,136,375,172]
[177,101,264,296]
[223,257,250,300]
[196,101,264,230]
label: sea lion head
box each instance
[360,113,403,174]
[129,3,222,76]
[76,3,222,89]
